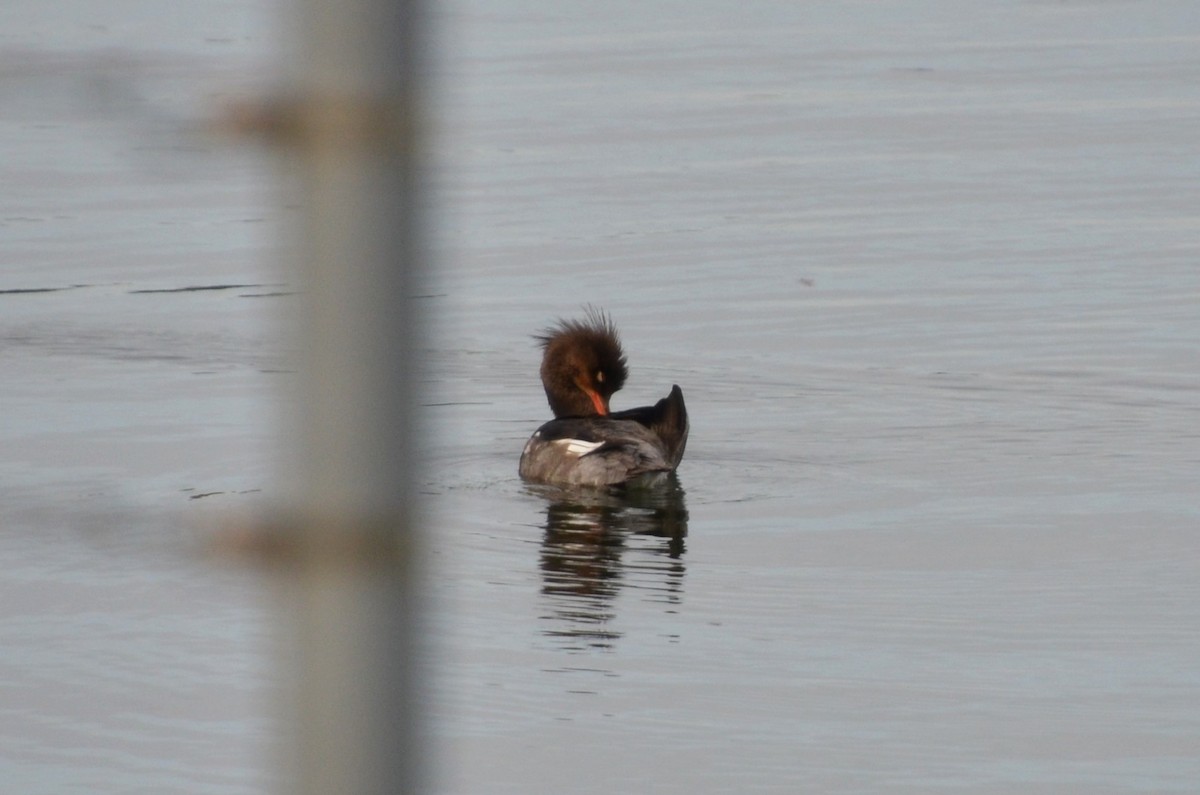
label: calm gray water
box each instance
[4,1,1199,793]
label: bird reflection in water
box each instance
[531,476,688,650]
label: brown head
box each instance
[535,307,628,418]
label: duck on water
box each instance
[519,308,688,487]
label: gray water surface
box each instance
[4,1,1200,793]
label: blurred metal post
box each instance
[272,0,426,793]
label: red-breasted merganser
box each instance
[519,308,688,487]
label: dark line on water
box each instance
[133,288,270,297]
[0,286,76,295]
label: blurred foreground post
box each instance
[273,0,426,792]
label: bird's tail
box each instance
[652,385,689,469]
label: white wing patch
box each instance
[553,438,605,457]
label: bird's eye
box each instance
[595,370,605,383]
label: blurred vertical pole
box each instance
[274,0,426,792]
